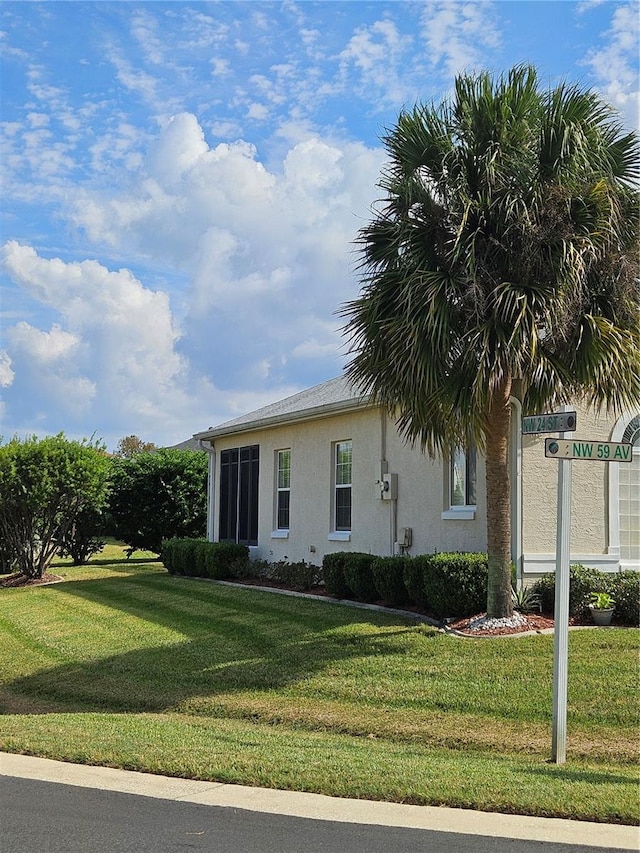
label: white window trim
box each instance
[443,443,477,520]
[332,439,352,534]
[275,448,291,532]
[441,507,476,520]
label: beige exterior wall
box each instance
[211,407,487,565]
[207,399,636,576]
[520,404,636,579]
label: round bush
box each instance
[323,553,351,598]
[372,556,409,606]
[605,571,639,626]
[403,556,429,608]
[343,553,378,602]
[423,552,488,617]
[531,564,611,619]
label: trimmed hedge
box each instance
[607,571,640,626]
[343,553,378,602]
[422,552,488,617]
[372,556,409,606]
[323,552,351,598]
[164,540,638,626]
[266,560,323,591]
[203,542,250,579]
[161,538,249,580]
[532,565,640,625]
[326,551,488,615]
[403,556,429,608]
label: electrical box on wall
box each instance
[381,472,398,500]
[398,527,412,547]
[375,460,389,483]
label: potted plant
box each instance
[588,592,616,626]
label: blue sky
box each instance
[1,1,638,450]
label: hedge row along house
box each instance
[193,376,639,585]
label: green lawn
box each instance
[1,546,638,824]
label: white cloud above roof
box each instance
[1,0,636,450]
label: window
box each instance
[450,443,477,507]
[442,442,477,520]
[219,445,259,545]
[334,440,352,531]
[276,449,291,530]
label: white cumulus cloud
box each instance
[582,1,640,132]
[0,351,15,387]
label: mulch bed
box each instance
[225,578,577,635]
[0,572,64,588]
[445,612,556,636]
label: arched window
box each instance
[618,416,639,564]
[609,414,640,567]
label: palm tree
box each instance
[341,65,640,618]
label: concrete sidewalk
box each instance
[1,752,638,850]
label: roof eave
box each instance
[193,396,372,443]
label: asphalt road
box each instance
[1,776,633,853]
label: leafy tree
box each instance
[115,435,157,457]
[342,65,640,618]
[0,434,111,578]
[0,539,17,575]
[57,504,107,566]
[108,449,207,555]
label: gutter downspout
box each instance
[380,409,396,556]
[199,439,216,543]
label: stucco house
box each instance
[193,376,639,583]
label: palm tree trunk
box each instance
[485,377,514,619]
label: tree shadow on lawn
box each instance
[3,573,424,716]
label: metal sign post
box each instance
[551,432,571,764]
[542,433,632,764]
[522,411,578,765]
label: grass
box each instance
[0,545,638,824]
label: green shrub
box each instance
[569,564,605,618]
[604,571,639,626]
[343,553,378,602]
[531,573,555,614]
[511,585,541,614]
[57,504,107,566]
[0,433,111,579]
[108,449,207,555]
[161,538,181,574]
[203,542,249,580]
[175,538,206,576]
[267,560,323,591]
[403,556,429,608]
[231,557,268,581]
[162,539,249,579]
[423,552,488,617]
[372,556,409,606]
[323,553,351,598]
[532,564,606,619]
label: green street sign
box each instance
[545,438,633,462]
[522,412,577,434]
